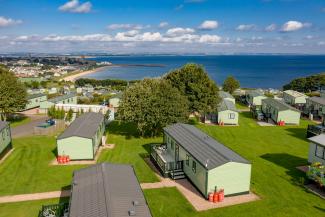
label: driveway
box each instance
[11,115,48,138]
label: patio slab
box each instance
[257,121,276,126]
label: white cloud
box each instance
[185,0,206,3]
[305,35,314,40]
[159,22,169,28]
[281,21,311,32]
[199,34,222,43]
[318,41,325,46]
[166,27,195,37]
[59,0,92,14]
[265,24,277,32]
[0,36,8,40]
[236,24,256,31]
[198,20,219,30]
[0,16,22,27]
[175,4,184,10]
[42,34,113,42]
[107,24,145,30]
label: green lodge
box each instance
[0,121,12,160]
[261,98,301,125]
[23,93,47,111]
[56,112,105,160]
[150,123,251,198]
[40,93,77,113]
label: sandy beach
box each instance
[63,66,109,82]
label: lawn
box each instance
[0,136,85,196]
[0,197,69,217]
[143,112,325,217]
[236,102,249,110]
[98,121,160,183]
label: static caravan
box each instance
[23,93,47,111]
[308,134,325,165]
[219,91,235,104]
[109,93,122,111]
[246,90,267,107]
[40,93,77,113]
[261,98,301,125]
[283,90,308,110]
[56,112,105,160]
[0,121,12,159]
[150,123,251,198]
[217,99,239,125]
[305,97,325,120]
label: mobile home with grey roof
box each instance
[68,163,152,217]
[262,98,301,125]
[22,93,47,111]
[0,121,12,160]
[56,112,105,160]
[39,93,77,113]
[150,123,251,198]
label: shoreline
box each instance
[63,66,109,82]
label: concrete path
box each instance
[0,190,70,204]
[11,115,48,138]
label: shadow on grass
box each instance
[240,111,253,119]
[106,121,140,139]
[284,128,308,142]
[261,153,307,183]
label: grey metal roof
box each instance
[218,99,238,112]
[308,134,325,147]
[248,90,265,97]
[69,163,152,217]
[57,112,104,140]
[262,98,300,112]
[27,93,46,100]
[48,93,76,103]
[0,121,9,131]
[308,96,325,106]
[164,123,250,170]
[219,91,234,100]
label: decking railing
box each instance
[150,144,184,177]
[38,203,69,217]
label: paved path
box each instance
[0,190,70,204]
[11,115,48,138]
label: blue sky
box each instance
[0,0,324,54]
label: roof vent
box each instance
[128,210,136,216]
[133,200,139,206]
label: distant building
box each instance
[283,90,308,110]
[40,93,77,113]
[48,87,58,95]
[57,112,105,160]
[308,134,325,165]
[109,93,122,111]
[246,90,267,107]
[68,163,152,217]
[261,98,301,125]
[22,93,47,111]
[0,121,12,160]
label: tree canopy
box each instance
[0,67,27,121]
[222,76,240,94]
[119,78,188,137]
[283,73,325,92]
[164,63,219,114]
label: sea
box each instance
[85,55,325,89]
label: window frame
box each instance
[186,154,189,166]
[315,144,325,160]
[192,160,196,173]
[228,113,235,119]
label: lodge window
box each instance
[2,131,5,141]
[229,113,235,119]
[186,155,189,166]
[315,145,325,160]
[192,160,196,173]
[171,140,174,150]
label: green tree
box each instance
[47,106,56,119]
[119,78,189,137]
[283,73,325,92]
[164,63,219,114]
[0,67,27,121]
[66,108,73,122]
[222,76,240,94]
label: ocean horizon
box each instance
[84,55,325,89]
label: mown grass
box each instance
[143,112,325,217]
[9,116,31,128]
[0,136,85,196]
[98,121,160,183]
[0,197,69,217]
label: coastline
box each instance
[63,66,109,82]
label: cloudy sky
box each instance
[0,0,325,54]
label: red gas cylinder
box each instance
[213,192,219,203]
[62,156,67,164]
[66,156,70,163]
[208,193,214,202]
[57,156,62,164]
[218,189,224,202]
